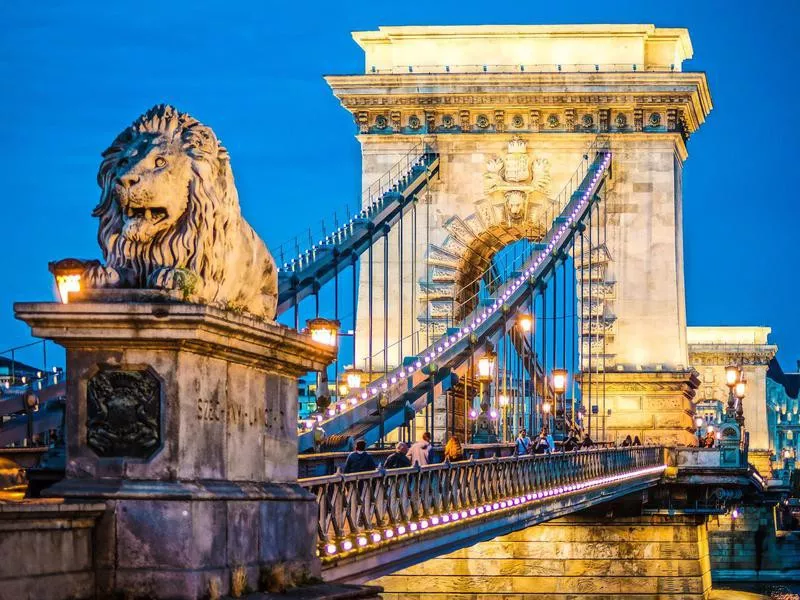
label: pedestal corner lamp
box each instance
[307,318,340,348]
[48,258,94,304]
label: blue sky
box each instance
[1,0,798,369]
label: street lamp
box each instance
[695,415,704,446]
[552,369,568,437]
[499,393,510,442]
[344,366,365,392]
[477,344,497,382]
[725,364,740,388]
[307,318,340,348]
[517,313,533,333]
[48,258,92,304]
[734,377,746,426]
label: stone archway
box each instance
[417,138,553,335]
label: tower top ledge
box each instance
[353,25,693,73]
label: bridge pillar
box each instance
[15,296,335,599]
[372,513,712,599]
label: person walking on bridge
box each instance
[343,439,376,473]
[383,442,411,469]
[408,432,432,466]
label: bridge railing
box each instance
[301,445,664,559]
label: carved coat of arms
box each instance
[482,137,552,228]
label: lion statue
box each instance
[83,104,278,320]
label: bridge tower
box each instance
[327,25,712,445]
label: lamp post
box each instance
[307,318,339,424]
[344,366,365,394]
[378,392,389,448]
[542,399,552,433]
[734,377,746,426]
[498,393,510,442]
[552,369,567,437]
[477,343,497,410]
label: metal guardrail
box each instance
[301,445,664,559]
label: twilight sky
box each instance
[1,0,798,369]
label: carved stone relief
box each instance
[86,368,161,459]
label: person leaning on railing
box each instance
[444,434,465,462]
[343,439,377,473]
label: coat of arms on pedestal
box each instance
[482,137,552,232]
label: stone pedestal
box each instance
[581,370,699,446]
[15,294,335,599]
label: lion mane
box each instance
[87,104,277,320]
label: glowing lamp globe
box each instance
[734,379,746,400]
[344,366,365,391]
[725,365,739,388]
[552,369,568,394]
[477,346,497,382]
[307,318,340,348]
[48,258,93,304]
[517,313,533,333]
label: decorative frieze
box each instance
[390,110,401,132]
[599,109,610,132]
[459,110,470,131]
[565,108,575,131]
[529,109,540,132]
[634,108,643,132]
[356,110,369,134]
[494,110,505,132]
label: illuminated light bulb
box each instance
[477,506,485,514]
[399,371,406,378]
[526,494,533,500]
[424,356,431,363]
[327,408,336,417]
[407,366,415,373]
[461,510,468,519]
[409,522,418,532]
[397,525,407,535]
[384,528,394,539]
[451,512,460,521]
[469,508,477,516]
[420,520,429,529]
[370,387,377,395]
[349,398,358,406]
[360,392,368,399]
[441,514,450,523]
[371,532,382,543]
[492,502,500,510]
[431,516,440,525]
[415,360,422,368]
[500,501,507,508]
[390,376,397,384]
[357,536,368,547]
[381,382,388,389]
[326,543,338,555]
[341,540,353,551]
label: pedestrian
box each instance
[383,442,411,469]
[343,439,376,473]
[533,429,550,454]
[564,430,580,452]
[515,429,531,455]
[703,430,715,448]
[444,434,465,462]
[621,435,633,447]
[544,427,555,454]
[407,431,432,466]
[581,433,594,449]
[632,435,642,447]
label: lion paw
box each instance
[147,267,199,298]
[83,264,121,289]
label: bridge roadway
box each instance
[301,446,669,582]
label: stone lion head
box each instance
[85,104,277,319]
[93,104,235,287]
